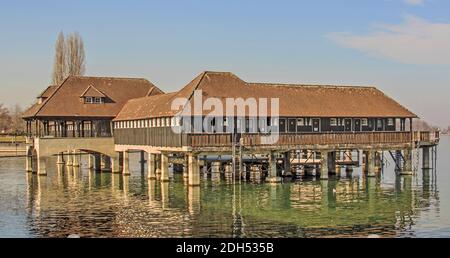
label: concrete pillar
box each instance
[139,151,146,173]
[37,156,47,176]
[72,150,80,167]
[148,153,156,179]
[188,153,200,186]
[266,151,282,183]
[224,163,233,177]
[57,152,65,165]
[401,148,413,175]
[283,151,292,177]
[367,150,376,177]
[422,147,430,169]
[362,151,368,173]
[182,157,189,179]
[66,150,73,166]
[320,151,329,180]
[155,154,161,176]
[160,153,169,182]
[122,151,130,175]
[111,153,121,173]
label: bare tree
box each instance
[51,31,66,85]
[50,31,86,85]
[66,32,85,77]
[0,103,11,133]
[10,104,25,133]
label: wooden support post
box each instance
[188,153,200,186]
[320,150,329,180]
[160,152,169,182]
[266,151,282,183]
[283,151,292,177]
[367,150,376,177]
[401,148,413,175]
[148,153,156,179]
[122,151,130,175]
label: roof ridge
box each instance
[32,76,71,117]
[68,75,149,81]
[248,82,376,89]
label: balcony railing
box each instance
[186,131,440,148]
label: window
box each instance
[388,118,394,126]
[94,97,103,104]
[361,118,368,126]
[330,118,337,126]
[223,117,228,127]
[377,119,383,129]
[297,118,304,126]
[166,117,171,127]
[85,97,93,104]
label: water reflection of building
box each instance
[24,160,439,238]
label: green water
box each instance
[1,137,449,238]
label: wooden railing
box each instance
[242,132,413,146]
[413,131,440,143]
[187,132,419,147]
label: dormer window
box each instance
[84,97,104,104]
[81,85,107,104]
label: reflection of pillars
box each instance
[266,151,282,183]
[57,152,65,165]
[188,153,200,186]
[188,186,201,215]
[155,154,161,177]
[139,151,146,174]
[422,168,431,198]
[122,151,130,175]
[161,181,169,209]
[422,147,430,169]
[88,154,95,169]
[37,155,47,176]
[284,151,292,177]
[111,173,120,191]
[320,151,329,180]
[182,157,189,180]
[88,168,96,190]
[367,150,376,177]
[160,153,170,182]
[366,176,377,213]
[26,149,33,172]
[148,153,156,180]
[36,175,47,216]
[148,179,156,205]
[320,180,329,209]
[94,153,101,171]
[401,149,413,175]
[72,150,80,167]
[111,152,121,173]
[66,150,73,166]
[123,174,129,203]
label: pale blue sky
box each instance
[1,0,449,126]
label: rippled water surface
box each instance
[1,137,450,238]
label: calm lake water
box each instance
[1,137,449,238]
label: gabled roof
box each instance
[23,76,163,119]
[80,85,107,98]
[38,85,58,99]
[114,71,417,121]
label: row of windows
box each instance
[85,97,104,104]
[115,117,180,129]
[329,118,394,127]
